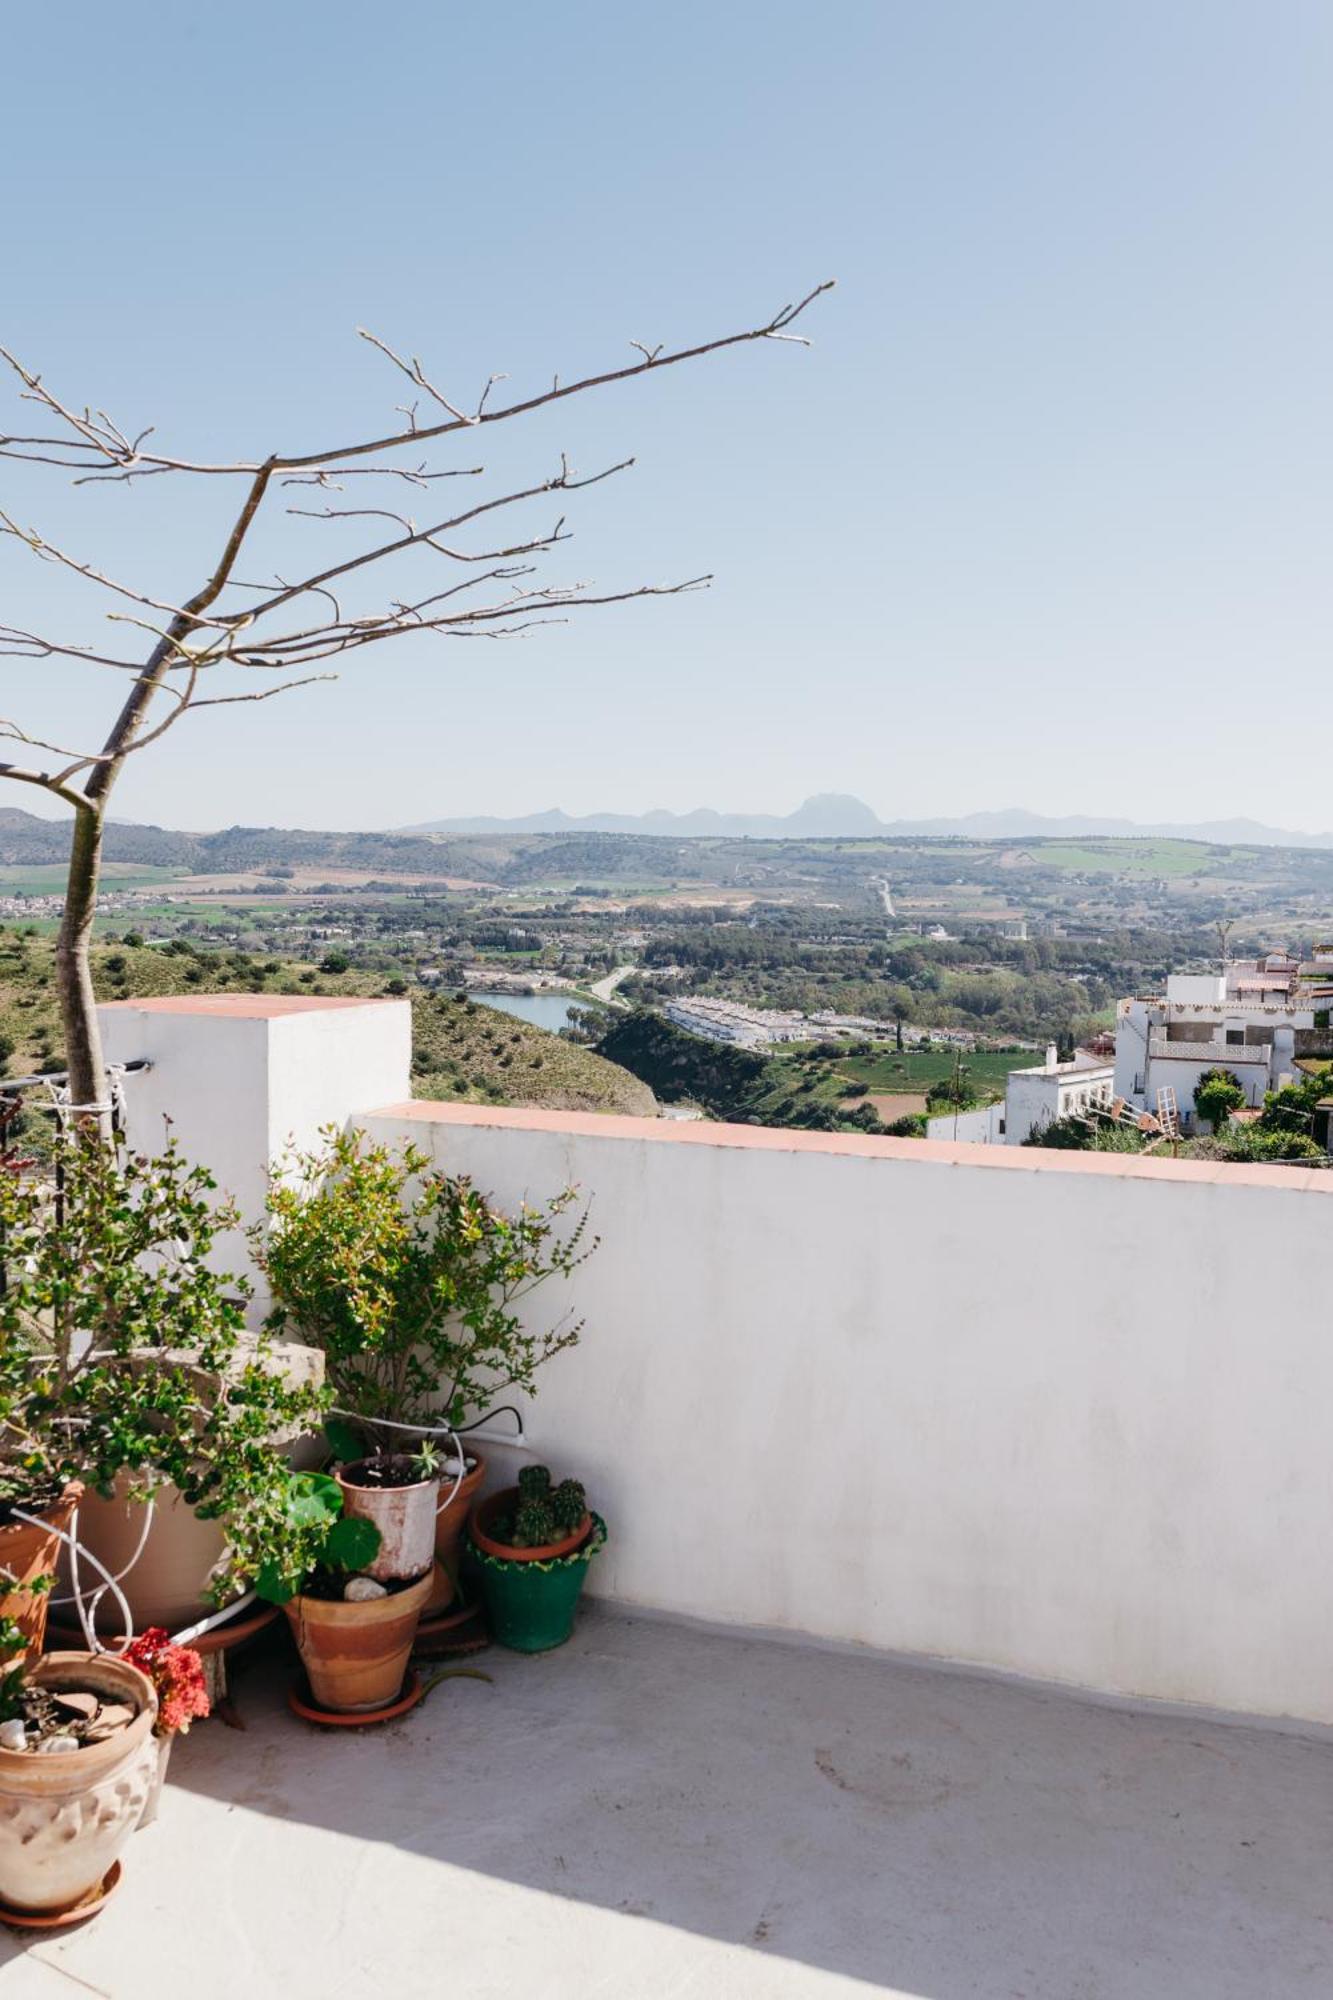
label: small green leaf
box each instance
[284,1471,342,1526]
[254,1561,295,1606]
[323,1417,365,1466]
[325,1515,381,1571]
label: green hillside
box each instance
[0,935,654,1118]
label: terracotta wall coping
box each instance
[363,1100,1333,1194]
[100,994,400,1019]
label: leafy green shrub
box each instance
[1194,1067,1245,1134]
[257,1127,595,1433]
[0,1133,325,1598]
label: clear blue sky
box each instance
[2,1,1331,831]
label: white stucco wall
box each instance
[99,996,410,1296]
[925,1100,1005,1144]
[360,1103,1333,1726]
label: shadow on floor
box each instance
[7,1606,1333,1997]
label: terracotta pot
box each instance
[432,1449,486,1579]
[62,1476,236,1636]
[284,1568,432,1713]
[0,1484,83,1661]
[336,1457,439,1583]
[470,1487,593,1564]
[0,1652,157,1916]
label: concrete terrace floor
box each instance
[5,1607,1332,2000]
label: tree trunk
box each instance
[55,804,111,1138]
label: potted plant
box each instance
[468,1465,606,1653]
[122,1627,210,1827]
[0,1611,158,1919]
[333,1436,445,1585]
[254,1469,433,1714]
[257,1128,595,1586]
[0,1130,328,1638]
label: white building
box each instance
[1114,972,1313,1129]
[1002,1046,1115,1145]
[925,1045,1114,1146]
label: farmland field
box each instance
[833,1047,1036,1093]
[1017,840,1220,877]
[0,863,187,895]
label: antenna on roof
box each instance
[1216,919,1234,978]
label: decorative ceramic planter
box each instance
[0,1652,156,1915]
[284,1568,433,1712]
[0,1484,82,1661]
[469,1507,606,1653]
[336,1457,439,1583]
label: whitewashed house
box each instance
[1113,972,1312,1128]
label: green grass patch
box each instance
[1020,840,1215,877]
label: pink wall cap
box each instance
[364,1100,1333,1193]
[99,993,401,1019]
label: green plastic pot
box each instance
[469,1513,607,1653]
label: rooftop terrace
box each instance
[26,992,1331,1995]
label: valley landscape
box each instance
[4,801,1332,1139]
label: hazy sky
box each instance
[2,3,1331,831]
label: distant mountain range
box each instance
[402,793,1333,850]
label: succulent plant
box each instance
[517,1463,552,1503]
[492,1466,590,1549]
[513,1498,557,1547]
[549,1479,587,1533]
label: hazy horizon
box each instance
[3,3,1331,834]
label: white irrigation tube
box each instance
[46,1494,156,1630]
[327,1407,472,1515]
[460,1425,533,1454]
[171,1591,257,1649]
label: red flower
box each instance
[124,1628,211,1736]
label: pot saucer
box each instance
[287,1669,423,1728]
[0,1859,123,1930]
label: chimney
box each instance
[1045,1042,1059,1069]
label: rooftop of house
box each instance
[8,1609,1331,2000]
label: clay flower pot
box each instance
[0,1652,156,1916]
[432,1448,486,1578]
[336,1457,439,1583]
[470,1487,592,1564]
[468,1507,607,1654]
[284,1568,432,1713]
[0,1483,83,1661]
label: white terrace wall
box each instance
[100,995,410,1298]
[364,1103,1333,1728]
[99,999,1333,1726]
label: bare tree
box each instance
[0,282,833,1131]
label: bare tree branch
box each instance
[0,281,835,483]
[0,512,193,619]
[0,280,832,1128]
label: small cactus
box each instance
[513,1498,557,1547]
[518,1463,552,1503]
[549,1478,587,1532]
[491,1465,590,1550]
